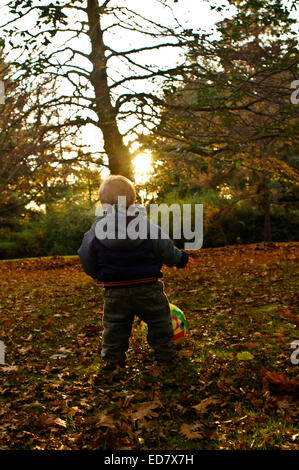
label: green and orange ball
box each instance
[140,303,187,345]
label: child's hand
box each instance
[183,256,195,270]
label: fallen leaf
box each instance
[264,370,287,384]
[147,364,162,377]
[68,406,81,416]
[281,310,293,318]
[86,412,116,429]
[236,351,254,361]
[243,342,257,348]
[35,414,56,428]
[54,418,67,428]
[192,397,219,415]
[180,423,203,440]
[1,365,19,372]
[131,401,161,421]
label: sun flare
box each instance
[133,153,154,185]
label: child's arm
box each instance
[78,221,98,279]
[148,222,189,269]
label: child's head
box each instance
[99,175,136,206]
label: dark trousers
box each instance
[101,280,176,363]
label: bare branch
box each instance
[107,41,184,58]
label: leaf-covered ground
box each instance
[0,242,298,450]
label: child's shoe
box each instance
[102,360,126,371]
[156,352,178,366]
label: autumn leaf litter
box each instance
[0,243,298,450]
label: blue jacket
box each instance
[78,204,189,285]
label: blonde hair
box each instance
[99,175,136,206]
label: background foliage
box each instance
[0,0,298,259]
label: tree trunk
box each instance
[263,197,271,242]
[259,174,272,242]
[43,179,50,215]
[86,0,132,178]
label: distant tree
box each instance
[146,0,299,240]
[2,0,190,177]
[0,47,94,224]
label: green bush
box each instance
[0,241,18,259]
[43,205,95,256]
[0,189,298,260]
[0,202,96,260]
